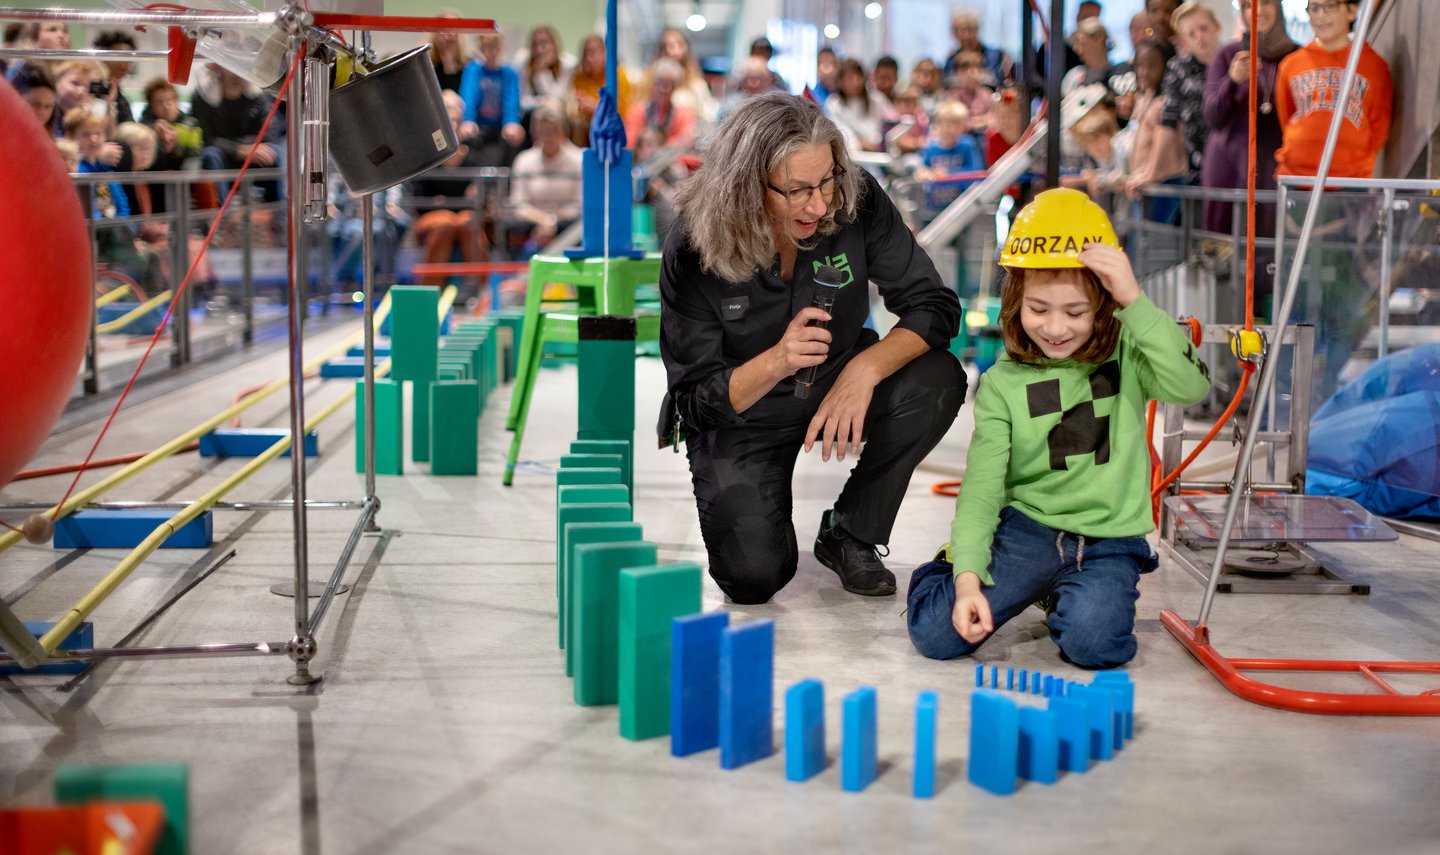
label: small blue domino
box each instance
[1043,675,1054,697]
[1006,667,1014,690]
[841,686,878,792]
[976,663,984,687]
[990,666,998,688]
[1018,669,1028,693]
[968,690,1019,796]
[1032,674,1041,695]
[914,691,939,799]
[785,679,825,783]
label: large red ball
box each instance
[0,80,93,489]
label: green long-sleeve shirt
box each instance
[950,294,1211,584]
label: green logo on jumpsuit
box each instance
[812,254,854,287]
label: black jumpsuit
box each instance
[660,172,967,603]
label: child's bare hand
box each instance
[1078,243,1141,307]
[951,575,994,643]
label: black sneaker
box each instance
[814,511,897,597]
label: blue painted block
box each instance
[784,679,825,783]
[672,611,729,757]
[1054,677,1066,696]
[1043,675,1054,697]
[975,663,984,687]
[990,666,998,688]
[567,148,643,259]
[968,690,1019,796]
[1092,672,1135,740]
[54,510,212,549]
[1006,667,1014,690]
[0,621,94,675]
[1067,685,1116,762]
[914,691,939,798]
[199,428,318,458]
[347,345,390,358]
[1032,673,1042,695]
[320,356,367,378]
[1048,696,1090,773]
[1018,669,1028,693]
[719,619,774,770]
[1017,707,1059,784]
[841,686,878,792]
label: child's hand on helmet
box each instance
[1078,243,1141,308]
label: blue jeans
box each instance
[906,507,1158,668]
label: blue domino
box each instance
[1006,667,1015,690]
[347,345,390,358]
[720,619,775,769]
[785,679,825,783]
[1092,672,1135,741]
[990,666,998,688]
[1067,685,1116,762]
[0,621,94,675]
[1017,707,1059,784]
[1032,673,1042,695]
[1043,675,1054,697]
[1018,669,1028,692]
[1048,696,1090,773]
[320,356,368,378]
[914,691,939,798]
[199,428,318,458]
[671,612,729,757]
[968,690,1019,795]
[841,686,878,792]
[54,509,212,549]
[975,663,984,687]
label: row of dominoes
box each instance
[554,460,1137,796]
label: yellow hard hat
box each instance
[999,188,1119,269]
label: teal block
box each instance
[559,503,633,662]
[429,380,480,475]
[561,520,643,653]
[577,316,636,441]
[570,439,632,499]
[411,380,431,463]
[354,379,403,475]
[560,453,624,473]
[437,365,466,381]
[55,763,189,855]
[619,562,702,740]
[389,285,440,383]
[493,309,524,380]
[555,467,623,497]
[555,484,630,569]
[572,540,656,705]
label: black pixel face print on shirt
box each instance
[1025,361,1121,471]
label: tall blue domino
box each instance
[785,679,825,783]
[671,611,729,757]
[719,619,775,769]
[914,690,939,798]
[841,686,878,792]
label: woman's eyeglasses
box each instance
[767,168,843,208]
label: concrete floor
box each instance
[3,319,1440,855]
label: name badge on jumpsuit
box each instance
[720,295,750,320]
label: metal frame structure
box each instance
[0,4,492,685]
[1157,0,1440,715]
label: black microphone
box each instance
[794,264,843,399]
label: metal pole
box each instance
[1020,0,1034,130]
[242,177,255,344]
[175,190,192,366]
[0,7,277,27]
[1044,0,1064,187]
[1195,0,1380,629]
[0,642,292,666]
[361,29,379,522]
[1377,187,1394,359]
[286,41,317,686]
[84,220,100,396]
[306,497,377,636]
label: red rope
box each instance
[41,53,305,524]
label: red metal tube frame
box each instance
[1160,610,1440,715]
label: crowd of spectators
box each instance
[2,2,1397,298]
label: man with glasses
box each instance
[659,93,964,605]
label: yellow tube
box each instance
[95,290,173,334]
[95,287,136,308]
[0,291,395,556]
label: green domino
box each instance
[492,309,524,380]
[554,467,623,511]
[411,380,431,462]
[355,379,403,475]
[429,380,480,475]
[437,364,466,382]
[562,522,643,655]
[570,439,632,499]
[555,483,630,589]
[388,285,439,383]
[560,453,624,473]
[619,562,703,740]
[557,502,632,656]
[572,540,657,706]
[55,763,190,855]
[577,334,635,440]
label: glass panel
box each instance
[1164,494,1398,543]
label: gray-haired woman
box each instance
[660,92,966,604]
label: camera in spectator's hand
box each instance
[89,79,111,98]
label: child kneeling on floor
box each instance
[906,188,1211,668]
